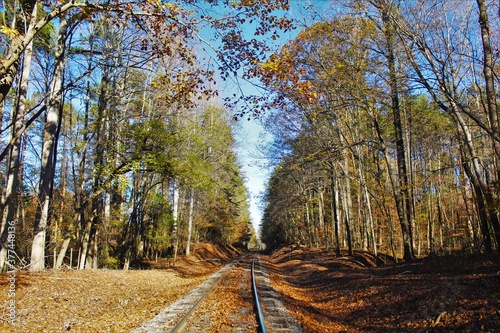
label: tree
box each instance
[1,0,291,271]
[376,0,500,252]
[375,0,414,260]
[258,1,498,258]
[30,13,70,270]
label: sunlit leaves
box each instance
[258,16,378,117]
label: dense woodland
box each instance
[259,0,500,260]
[0,0,499,273]
[0,0,293,271]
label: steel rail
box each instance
[169,259,240,333]
[168,254,267,333]
[252,255,267,333]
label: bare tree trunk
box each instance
[339,150,354,256]
[79,219,92,270]
[360,163,377,257]
[304,195,313,249]
[0,36,34,269]
[318,187,327,251]
[172,179,180,264]
[453,107,495,253]
[55,237,71,269]
[186,188,195,255]
[331,170,341,257]
[309,190,319,247]
[383,9,414,261]
[461,148,492,253]
[31,15,68,271]
[476,0,500,250]
[427,180,435,256]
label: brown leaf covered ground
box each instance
[264,247,500,333]
[0,244,498,333]
[0,244,242,333]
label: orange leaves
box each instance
[259,50,319,106]
[150,66,216,109]
[296,81,318,104]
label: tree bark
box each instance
[186,188,195,255]
[356,153,377,257]
[476,0,500,250]
[31,15,68,271]
[0,36,34,269]
[381,6,414,261]
[331,170,341,257]
[340,154,353,256]
[172,179,180,264]
[55,237,71,269]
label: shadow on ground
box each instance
[263,247,500,333]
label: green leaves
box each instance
[123,119,177,177]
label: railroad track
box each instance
[132,253,302,333]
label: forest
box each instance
[0,0,294,271]
[259,0,500,261]
[0,0,499,275]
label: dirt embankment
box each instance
[264,247,500,333]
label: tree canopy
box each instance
[258,0,500,259]
[0,0,288,270]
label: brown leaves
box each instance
[264,248,500,333]
[0,244,242,332]
[0,269,206,332]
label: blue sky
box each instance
[233,1,334,236]
[235,116,274,237]
[195,0,335,236]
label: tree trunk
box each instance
[427,182,435,256]
[476,0,500,250]
[73,28,95,270]
[31,15,68,271]
[186,188,195,255]
[454,106,496,253]
[461,149,492,253]
[361,165,377,257]
[339,157,353,256]
[84,64,110,270]
[477,0,499,138]
[331,170,341,257]
[172,179,180,264]
[0,37,34,269]
[318,187,327,251]
[382,10,414,261]
[55,237,71,269]
[305,198,313,249]
[79,219,94,270]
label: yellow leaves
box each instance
[164,3,180,12]
[258,50,321,104]
[0,25,19,38]
[150,79,160,88]
[296,21,332,43]
[230,0,258,7]
[259,53,282,72]
[259,60,279,72]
